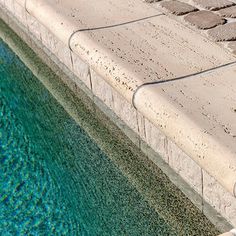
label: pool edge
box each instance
[0,1,235,233]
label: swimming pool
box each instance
[0,24,220,235]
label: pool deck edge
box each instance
[1,0,236,232]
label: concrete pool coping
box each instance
[1,0,236,232]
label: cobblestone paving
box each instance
[145,0,236,54]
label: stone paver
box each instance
[192,0,235,11]
[208,22,236,41]
[184,10,226,29]
[218,5,236,18]
[160,1,198,15]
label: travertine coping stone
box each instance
[218,6,236,18]
[160,1,198,15]
[133,64,236,197]
[26,0,159,45]
[208,23,236,41]
[26,0,234,103]
[184,10,226,29]
[16,0,236,202]
[193,0,235,11]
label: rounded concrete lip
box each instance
[133,64,236,197]
[21,0,236,196]
[26,0,235,102]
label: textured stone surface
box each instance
[13,1,27,26]
[227,41,236,54]
[71,51,91,89]
[36,21,73,71]
[218,232,235,236]
[203,170,236,227]
[144,119,169,163]
[208,22,236,41]
[91,69,113,109]
[4,0,14,12]
[113,91,139,135]
[168,141,202,194]
[193,0,235,11]
[184,10,226,29]
[26,12,42,41]
[160,1,198,15]
[218,6,236,17]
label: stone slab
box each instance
[160,1,198,15]
[218,6,236,18]
[184,10,226,29]
[26,0,235,104]
[26,0,160,45]
[134,64,236,197]
[193,0,235,11]
[208,22,236,41]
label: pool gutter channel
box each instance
[1,0,236,233]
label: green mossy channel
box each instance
[0,18,220,235]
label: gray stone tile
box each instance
[218,6,236,18]
[193,0,235,11]
[184,10,226,29]
[160,1,198,15]
[208,22,236,41]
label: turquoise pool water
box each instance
[0,38,178,235]
[0,26,219,235]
